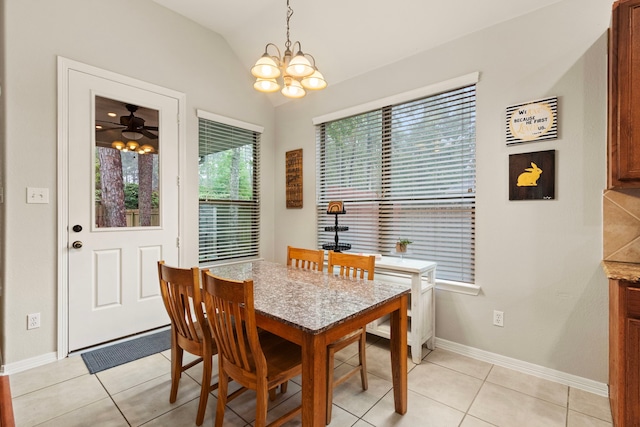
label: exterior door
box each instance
[67,69,180,351]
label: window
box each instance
[316,85,476,283]
[198,112,261,263]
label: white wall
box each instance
[1,0,276,364]
[273,0,610,382]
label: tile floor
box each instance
[9,336,612,427]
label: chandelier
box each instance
[251,0,327,98]
[111,140,155,155]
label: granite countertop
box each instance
[602,260,640,282]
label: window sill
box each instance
[436,279,481,296]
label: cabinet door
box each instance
[627,318,640,425]
[611,0,640,186]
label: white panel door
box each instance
[67,69,179,351]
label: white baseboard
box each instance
[3,326,172,375]
[1,351,59,375]
[435,338,609,397]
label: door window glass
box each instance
[94,96,160,228]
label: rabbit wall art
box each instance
[516,162,543,186]
[509,150,555,201]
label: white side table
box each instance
[367,256,437,364]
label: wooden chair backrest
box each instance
[328,251,375,280]
[286,246,324,272]
[200,270,267,380]
[157,261,209,352]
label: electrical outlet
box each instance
[27,313,40,330]
[493,310,504,327]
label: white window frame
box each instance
[197,110,263,265]
[313,73,481,295]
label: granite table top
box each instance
[207,260,411,335]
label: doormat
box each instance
[81,329,171,374]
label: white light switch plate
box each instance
[27,187,49,204]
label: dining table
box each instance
[207,259,410,427]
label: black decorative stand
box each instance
[322,210,351,252]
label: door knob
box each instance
[72,241,83,249]
[72,225,82,232]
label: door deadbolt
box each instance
[72,225,82,232]
[72,241,83,249]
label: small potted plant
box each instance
[395,238,412,253]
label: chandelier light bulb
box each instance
[285,53,314,77]
[126,141,139,151]
[281,77,306,98]
[254,78,281,93]
[111,140,125,150]
[251,54,280,79]
[301,69,327,90]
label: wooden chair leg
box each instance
[170,332,183,403]
[255,382,269,427]
[196,354,212,426]
[214,367,228,427]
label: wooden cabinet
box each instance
[609,0,640,188]
[609,279,640,426]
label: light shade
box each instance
[281,78,306,98]
[251,54,281,79]
[285,53,314,77]
[122,130,143,140]
[301,70,327,90]
[111,140,125,150]
[126,141,139,151]
[253,78,280,93]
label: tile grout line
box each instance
[94,373,133,426]
[457,362,496,426]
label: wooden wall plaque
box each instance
[286,149,303,208]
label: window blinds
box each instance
[199,118,260,263]
[316,85,476,283]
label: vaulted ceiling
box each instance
[153,0,563,103]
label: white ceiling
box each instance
[153,0,562,101]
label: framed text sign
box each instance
[286,149,303,208]
[506,96,558,145]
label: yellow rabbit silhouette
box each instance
[516,162,542,187]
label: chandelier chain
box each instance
[285,0,293,51]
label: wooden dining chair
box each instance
[157,261,218,426]
[326,251,376,424]
[286,246,324,271]
[0,375,15,427]
[201,270,302,427]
